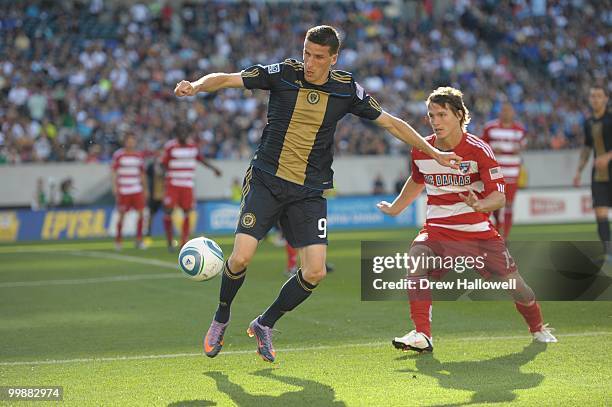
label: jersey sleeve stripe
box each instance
[470,135,496,158]
[368,97,382,112]
[466,137,495,160]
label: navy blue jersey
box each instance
[584,111,612,182]
[241,59,382,189]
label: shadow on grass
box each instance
[397,341,548,406]
[176,368,346,406]
[168,401,216,407]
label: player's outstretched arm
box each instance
[174,73,245,97]
[459,190,505,213]
[375,111,461,169]
[377,177,425,217]
[199,158,222,177]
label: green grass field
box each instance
[0,224,611,406]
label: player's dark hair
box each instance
[305,25,341,55]
[174,123,190,143]
[426,87,472,132]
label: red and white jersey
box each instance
[481,120,526,183]
[412,133,506,239]
[111,149,145,195]
[162,139,202,188]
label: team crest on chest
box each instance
[307,91,320,104]
[459,162,470,174]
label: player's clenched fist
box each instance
[175,80,196,97]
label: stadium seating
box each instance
[0,1,608,164]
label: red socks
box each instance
[181,216,190,246]
[136,215,143,242]
[115,217,123,244]
[515,301,543,333]
[407,279,543,336]
[407,276,432,337]
[286,243,297,269]
[163,214,173,245]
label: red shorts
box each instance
[505,183,518,205]
[411,226,517,279]
[164,184,194,211]
[117,192,145,212]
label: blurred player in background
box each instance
[573,85,611,256]
[162,123,222,251]
[144,154,165,246]
[482,102,526,238]
[175,25,461,362]
[378,87,556,353]
[111,132,147,250]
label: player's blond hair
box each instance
[426,87,472,131]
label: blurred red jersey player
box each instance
[161,123,222,250]
[111,132,147,249]
[481,102,526,238]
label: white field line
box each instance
[66,250,176,269]
[0,250,179,288]
[1,332,610,367]
[0,273,181,288]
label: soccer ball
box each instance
[178,237,224,281]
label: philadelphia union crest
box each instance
[307,91,320,104]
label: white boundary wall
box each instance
[0,149,594,207]
[412,187,595,226]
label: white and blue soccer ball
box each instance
[178,237,224,281]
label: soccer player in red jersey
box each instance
[378,87,556,352]
[111,132,147,250]
[481,102,526,238]
[161,124,222,250]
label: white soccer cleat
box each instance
[532,323,558,343]
[392,330,434,353]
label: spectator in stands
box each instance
[0,1,608,164]
[372,174,386,195]
[31,177,47,211]
[59,178,74,207]
[230,177,242,203]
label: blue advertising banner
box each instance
[0,195,417,242]
[326,195,416,230]
[198,195,416,233]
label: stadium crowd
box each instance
[0,0,609,164]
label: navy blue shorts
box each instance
[591,181,612,207]
[236,167,328,248]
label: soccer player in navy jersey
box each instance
[175,25,461,362]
